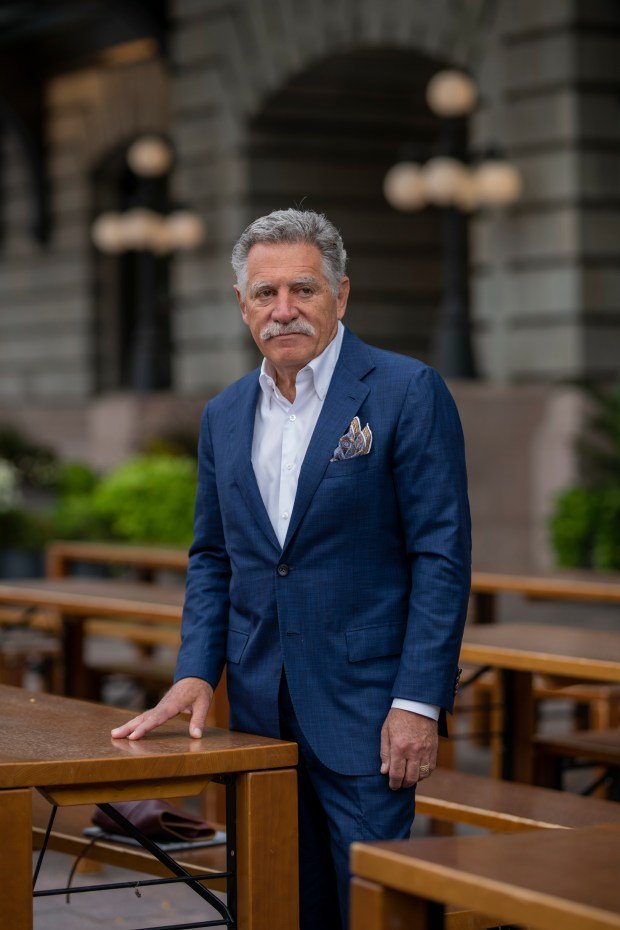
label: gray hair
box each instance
[231,208,347,297]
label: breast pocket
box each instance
[323,455,377,479]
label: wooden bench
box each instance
[416,768,620,832]
[535,727,620,797]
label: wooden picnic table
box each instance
[471,566,620,623]
[0,684,299,930]
[460,621,620,782]
[350,824,620,930]
[0,577,184,697]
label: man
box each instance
[112,209,471,929]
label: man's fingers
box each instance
[403,758,419,788]
[379,724,390,775]
[189,692,210,739]
[388,755,406,791]
[111,714,148,739]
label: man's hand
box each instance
[380,709,438,790]
[110,677,214,741]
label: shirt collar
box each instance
[259,321,345,403]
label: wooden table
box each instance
[0,684,298,930]
[460,622,620,781]
[350,824,620,930]
[0,577,185,697]
[471,567,620,624]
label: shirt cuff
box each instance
[391,699,440,721]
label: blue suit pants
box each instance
[278,674,416,930]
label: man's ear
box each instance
[336,277,350,320]
[233,285,249,325]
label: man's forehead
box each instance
[246,241,324,280]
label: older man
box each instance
[112,209,471,929]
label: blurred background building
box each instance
[1,0,619,567]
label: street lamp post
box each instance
[91,136,205,392]
[384,70,522,379]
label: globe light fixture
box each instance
[453,169,479,212]
[475,158,523,207]
[423,157,469,207]
[383,68,523,380]
[426,69,477,118]
[166,210,206,250]
[383,162,426,211]
[127,135,174,178]
[91,212,127,254]
[121,207,165,251]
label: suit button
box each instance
[277,564,290,577]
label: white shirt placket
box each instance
[278,408,299,542]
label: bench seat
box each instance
[416,768,620,832]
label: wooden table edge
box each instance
[459,642,620,683]
[0,583,183,622]
[350,843,620,930]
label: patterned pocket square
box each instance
[331,416,373,461]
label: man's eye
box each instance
[299,287,313,295]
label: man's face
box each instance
[234,242,349,375]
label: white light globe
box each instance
[122,208,165,251]
[475,160,523,207]
[383,162,426,211]
[166,211,206,250]
[423,157,469,207]
[453,168,479,212]
[127,136,173,177]
[426,70,478,118]
[91,212,127,254]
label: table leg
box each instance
[497,669,535,783]
[350,877,444,930]
[0,788,33,930]
[471,591,496,624]
[61,614,91,698]
[236,767,298,930]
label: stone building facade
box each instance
[0,0,619,566]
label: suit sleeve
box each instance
[390,365,471,713]
[174,403,231,689]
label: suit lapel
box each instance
[230,374,282,554]
[282,330,374,552]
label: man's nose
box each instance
[271,291,298,319]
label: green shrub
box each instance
[91,455,197,546]
[0,425,58,489]
[593,487,620,570]
[550,487,601,568]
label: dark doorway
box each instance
[248,47,451,362]
[91,143,172,392]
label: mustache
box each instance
[259,320,315,341]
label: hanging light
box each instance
[91,212,127,254]
[453,168,479,212]
[127,136,174,178]
[423,157,469,207]
[475,158,523,207]
[122,208,165,250]
[166,210,206,250]
[426,70,478,118]
[383,162,426,211]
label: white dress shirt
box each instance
[251,321,439,723]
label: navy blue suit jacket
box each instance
[175,327,471,775]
